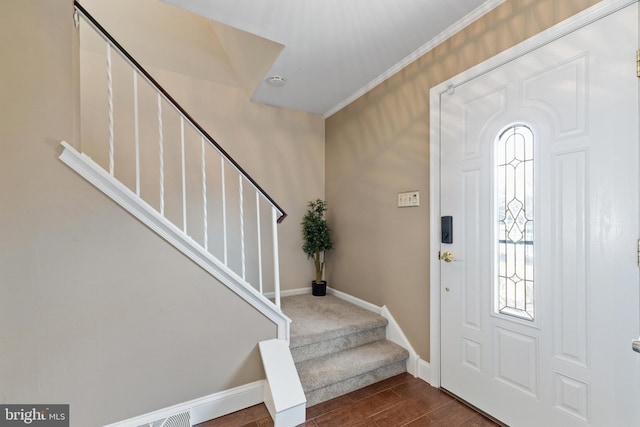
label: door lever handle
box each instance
[633,339,640,354]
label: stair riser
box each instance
[305,360,407,407]
[291,326,386,363]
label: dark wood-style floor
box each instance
[196,373,501,427]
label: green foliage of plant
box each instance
[301,199,334,283]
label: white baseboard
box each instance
[416,359,432,385]
[278,288,310,297]
[190,381,265,425]
[326,287,382,314]
[103,381,265,427]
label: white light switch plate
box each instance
[398,191,420,207]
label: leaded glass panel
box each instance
[497,125,534,321]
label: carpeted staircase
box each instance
[281,294,409,407]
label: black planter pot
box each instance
[312,280,327,296]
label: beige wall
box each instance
[0,1,323,426]
[325,0,601,360]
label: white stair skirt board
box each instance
[102,381,264,427]
[259,339,306,427]
[279,287,431,384]
[58,141,291,342]
[379,305,427,380]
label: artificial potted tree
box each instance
[301,199,334,296]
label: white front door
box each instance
[438,3,640,426]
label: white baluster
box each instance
[221,158,227,265]
[158,94,164,216]
[202,137,208,251]
[256,192,263,294]
[106,43,114,176]
[272,206,281,309]
[133,69,140,196]
[180,117,187,233]
[239,175,246,281]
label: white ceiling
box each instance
[160,0,504,117]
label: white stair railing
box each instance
[66,2,288,331]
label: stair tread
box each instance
[295,340,409,393]
[282,294,388,348]
[290,324,386,363]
